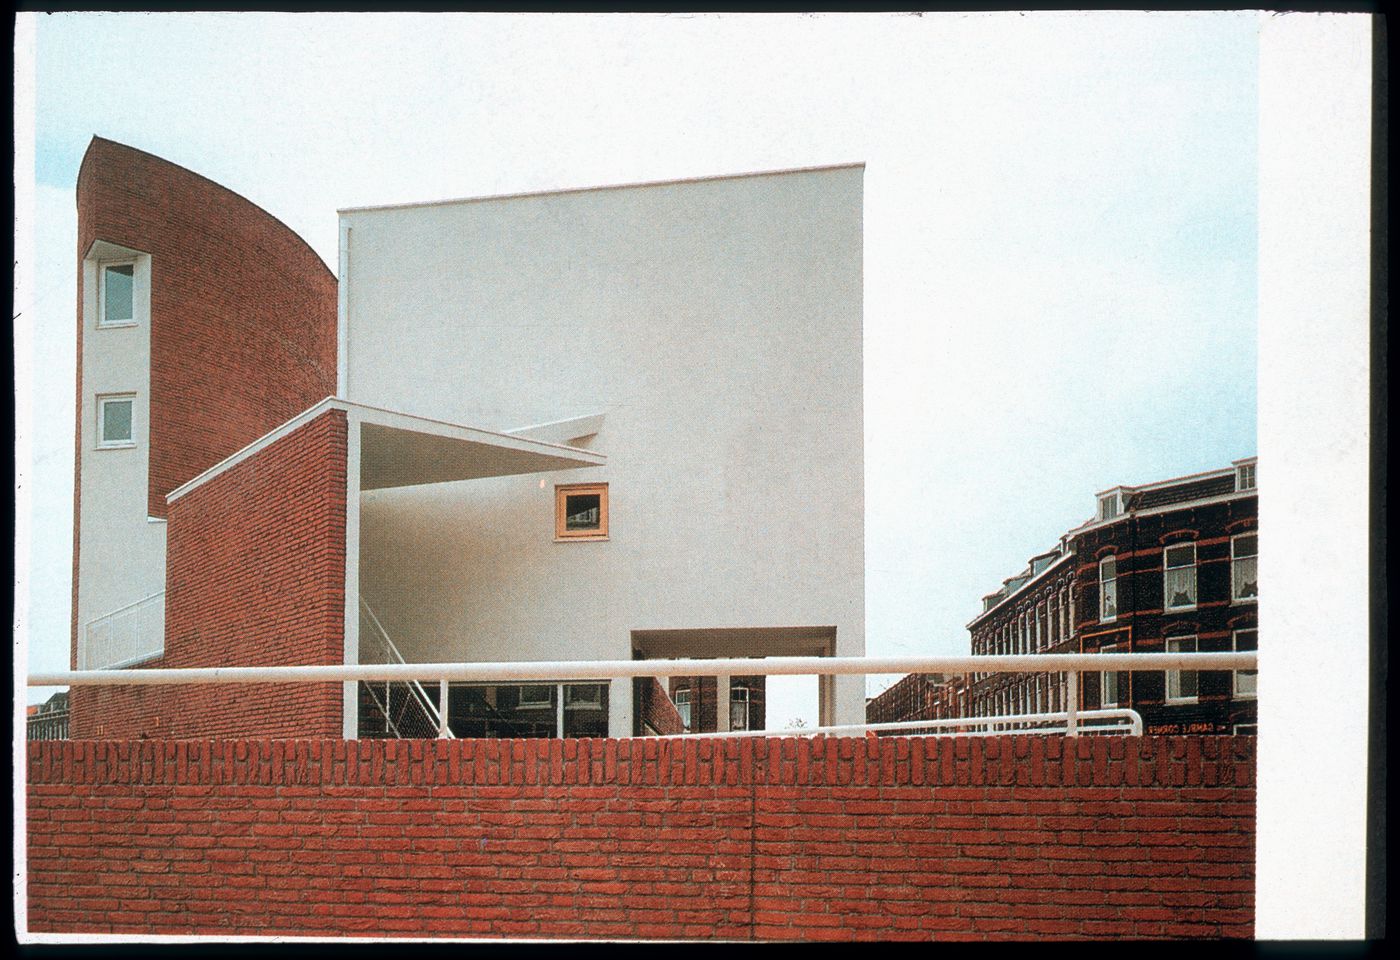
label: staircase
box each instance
[357,600,452,739]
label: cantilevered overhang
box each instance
[357,405,605,490]
[168,397,605,503]
[631,626,837,660]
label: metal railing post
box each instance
[1065,670,1079,738]
[438,679,450,739]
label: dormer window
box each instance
[98,262,136,327]
[1236,461,1257,491]
[1098,492,1121,521]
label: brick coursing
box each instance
[68,411,348,740]
[633,678,684,736]
[27,734,1254,940]
[668,675,767,732]
[73,137,336,660]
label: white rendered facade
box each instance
[339,164,867,730]
[75,241,165,669]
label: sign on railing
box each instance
[80,592,164,670]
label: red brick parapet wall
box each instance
[26,735,1254,940]
[69,410,348,740]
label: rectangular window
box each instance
[1163,543,1197,610]
[1061,587,1070,639]
[562,683,608,738]
[1166,636,1199,703]
[99,262,136,327]
[1098,493,1119,521]
[97,395,135,448]
[1233,629,1258,699]
[1099,556,1117,622]
[674,688,692,730]
[1236,462,1256,491]
[517,684,554,709]
[555,483,608,540]
[1232,534,1258,603]
[730,685,750,731]
[1101,645,1121,707]
[1035,603,1044,650]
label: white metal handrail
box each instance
[29,651,1254,739]
[656,708,1143,739]
[358,599,453,739]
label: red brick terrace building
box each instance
[868,459,1258,735]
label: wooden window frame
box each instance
[554,482,609,541]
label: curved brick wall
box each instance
[75,137,337,519]
[73,136,337,657]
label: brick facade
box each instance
[26,734,1255,940]
[867,673,969,726]
[73,136,337,656]
[68,410,349,739]
[633,677,685,736]
[1070,495,1258,735]
[668,675,766,732]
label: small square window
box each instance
[555,483,608,540]
[99,263,136,327]
[97,395,135,448]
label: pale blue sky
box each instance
[16,12,1259,718]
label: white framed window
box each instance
[730,685,750,731]
[1035,603,1044,650]
[1236,462,1256,491]
[98,261,137,327]
[1163,543,1197,611]
[1099,556,1117,622]
[674,687,692,730]
[1061,587,1070,639]
[517,684,554,709]
[1233,629,1258,699]
[1233,723,1258,736]
[1100,645,1121,707]
[564,683,605,710]
[1231,534,1258,603]
[97,394,136,448]
[1098,492,1120,521]
[1165,636,1199,703]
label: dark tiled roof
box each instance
[1131,474,1236,510]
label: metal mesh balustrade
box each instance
[357,601,452,739]
[80,592,165,670]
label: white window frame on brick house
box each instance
[673,687,692,730]
[97,260,138,328]
[1100,644,1121,708]
[1233,629,1258,699]
[1061,586,1070,639]
[1163,542,1198,611]
[1035,602,1045,650]
[1165,636,1200,703]
[729,685,749,731]
[1235,461,1256,491]
[1231,533,1258,604]
[1098,491,1121,521]
[96,393,136,449]
[1099,556,1118,623]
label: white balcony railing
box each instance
[32,650,1255,739]
[79,592,164,670]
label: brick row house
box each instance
[867,459,1258,735]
